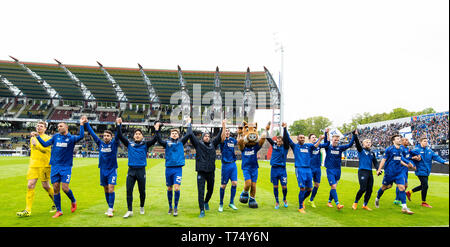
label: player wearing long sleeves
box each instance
[116,118,158,218]
[35,117,86,218]
[351,130,379,211]
[284,125,325,213]
[85,120,120,217]
[155,119,191,217]
[189,119,224,218]
[406,137,449,208]
[375,134,416,215]
[393,138,419,206]
[307,129,329,208]
[266,122,290,209]
[16,121,55,217]
[322,130,355,210]
[218,125,239,212]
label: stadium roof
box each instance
[0,59,279,109]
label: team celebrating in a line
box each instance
[16,116,448,218]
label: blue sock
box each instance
[399,190,407,204]
[230,185,236,204]
[377,188,384,199]
[64,189,76,203]
[219,187,225,205]
[310,186,318,201]
[282,188,287,201]
[395,187,399,201]
[274,187,279,203]
[330,189,339,205]
[167,190,173,208]
[328,190,333,203]
[174,190,180,208]
[109,192,115,209]
[54,193,62,212]
[299,190,306,209]
[105,193,110,206]
[304,190,311,200]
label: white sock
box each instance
[402,204,407,209]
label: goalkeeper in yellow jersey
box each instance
[17,121,55,217]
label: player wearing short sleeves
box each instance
[35,117,86,218]
[219,123,239,212]
[351,130,379,211]
[266,122,290,209]
[116,118,158,218]
[155,119,191,217]
[322,130,355,210]
[307,129,329,208]
[406,137,449,208]
[375,134,416,215]
[16,121,55,217]
[85,120,120,217]
[284,125,325,213]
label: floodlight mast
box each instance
[177,65,191,124]
[97,61,128,102]
[264,66,281,136]
[54,59,96,101]
[211,66,223,124]
[9,56,60,100]
[243,67,255,122]
[138,63,160,106]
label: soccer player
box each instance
[85,119,120,217]
[307,129,329,208]
[284,125,326,213]
[116,117,158,218]
[238,125,266,208]
[393,138,419,206]
[375,134,416,215]
[266,122,290,209]
[17,121,55,217]
[322,130,355,210]
[189,119,225,218]
[351,129,379,211]
[406,137,449,208]
[218,124,239,212]
[34,117,86,218]
[155,118,191,217]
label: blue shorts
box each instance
[271,166,287,186]
[51,166,73,184]
[166,166,183,186]
[221,162,238,185]
[100,168,117,186]
[242,167,258,182]
[326,168,341,186]
[311,167,322,183]
[295,167,313,188]
[382,173,405,186]
[403,170,409,184]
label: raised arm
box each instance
[72,117,86,143]
[85,122,101,146]
[340,132,355,151]
[220,119,226,143]
[180,119,192,145]
[283,125,295,149]
[432,151,449,165]
[115,118,129,148]
[212,127,223,148]
[353,130,362,152]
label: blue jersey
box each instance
[156,124,191,167]
[357,149,378,171]
[117,124,157,167]
[283,128,311,168]
[412,145,447,176]
[86,123,119,169]
[310,133,329,169]
[241,144,262,169]
[400,145,416,174]
[383,145,410,177]
[36,125,85,167]
[266,136,289,167]
[220,137,237,163]
[323,135,355,170]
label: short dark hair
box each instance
[103,130,113,136]
[134,129,143,135]
[391,134,401,142]
[308,133,316,139]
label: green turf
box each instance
[0,157,448,227]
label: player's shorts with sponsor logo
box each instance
[100,168,118,186]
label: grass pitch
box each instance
[0,157,448,227]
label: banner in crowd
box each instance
[399,126,414,145]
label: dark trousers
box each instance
[197,171,215,211]
[355,169,374,205]
[126,167,146,211]
[412,175,429,202]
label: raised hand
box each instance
[154,122,160,131]
[116,117,122,125]
[281,122,287,128]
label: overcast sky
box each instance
[1,0,448,127]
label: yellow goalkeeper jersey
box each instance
[29,134,51,168]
